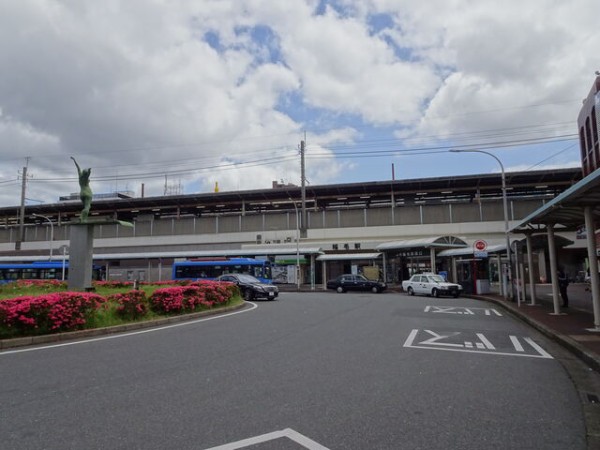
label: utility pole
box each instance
[300,139,307,238]
[391,163,395,224]
[16,159,30,250]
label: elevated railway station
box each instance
[0,167,585,293]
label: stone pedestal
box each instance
[68,223,94,291]
[67,216,132,291]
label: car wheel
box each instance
[243,289,253,301]
[407,287,414,296]
[432,288,439,298]
[371,286,379,293]
[453,292,459,298]
[336,286,345,293]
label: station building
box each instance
[0,167,584,294]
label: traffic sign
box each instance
[473,239,487,251]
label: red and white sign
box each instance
[473,240,488,251]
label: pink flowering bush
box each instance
[0,292,106,337]
[109,290,148,320]
[150,282,235,314]
[190,280,237,305]
[0,281,241,339]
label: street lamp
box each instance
[289,198,301,291]
[59,245,69,281]
[449,149,512,299]
[32,213,54,261]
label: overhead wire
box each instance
[3,114,582,186]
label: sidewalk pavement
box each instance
[470,292,600,374]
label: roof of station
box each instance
[1,168,581,223]
[512,168,600,232]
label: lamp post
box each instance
[449,149,512,299]
[59,245,69,281]
[289,198,301,291]
[32,213,54,261]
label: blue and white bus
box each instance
[0,261,102,284]
[171,258,272,283]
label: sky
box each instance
[0,0,598,208]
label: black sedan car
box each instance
[215,273,279,301]
[326,274,387,293]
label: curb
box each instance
[0,301,248,350]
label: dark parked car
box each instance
[326,274,387,293]
[215,273,279,301]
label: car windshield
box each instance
[427,275,445,283]
[236,274,261,283]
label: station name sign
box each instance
[397,249,425,257]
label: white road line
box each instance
[0,302,258,356]
[403,329,419,347]
[204,428,330,450]
[404,344,554,359]
[476,333,496,350]
[523,337,554,358]
[510,335,525,352]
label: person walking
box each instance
[557,268,570,308]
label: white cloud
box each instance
[0,0,598,207]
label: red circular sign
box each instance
[474,240,487,251]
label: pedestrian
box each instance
[557,268,569,308]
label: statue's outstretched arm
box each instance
[71,156,81,175]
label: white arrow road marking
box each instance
[204,428,330,450]
[420,329,463,347]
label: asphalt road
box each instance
[0,292,589,449]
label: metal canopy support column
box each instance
[451,257,457,283]
[497,253,504,297]
[310,254,315,291]
[430,248,436,274]
[547,225,561,315]
[584,206,600,330]
[525,233,537,305]
[382,252,387,283]
[322,259,327,290]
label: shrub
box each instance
[149,282,235,314]
[190,280,235,306]
[0,292,106,336]
[109,290,148,320]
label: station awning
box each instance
[0,247,324,263]
[512,167,600,231]
[376,236,468,251]
[438,244,506,257]
[316,253,381,261]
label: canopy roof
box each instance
[376,236,468,251]
[0,247,324,263]
[316,253,381,261]
[512,168,600,231]
[438,244,506,257]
